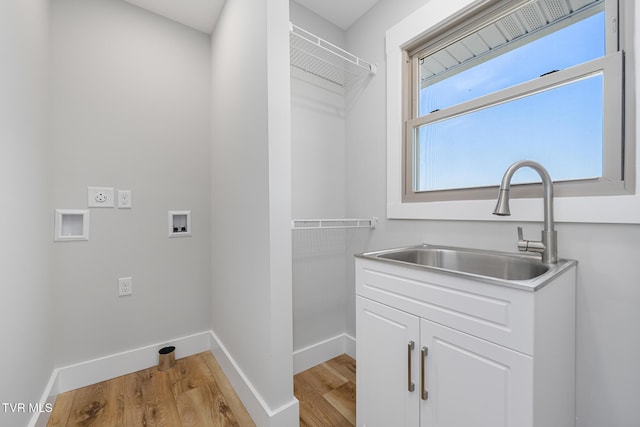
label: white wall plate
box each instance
[88,187,114,208]
[117,190,132,208]
[168,211,192,237]
[54,209,89,241]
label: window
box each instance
[400,0,632,203]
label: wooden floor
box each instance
[47,351,254,427]
[295,354,356,427]
[48,352,356,427]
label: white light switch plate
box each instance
[88,187,114,208]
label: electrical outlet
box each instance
[88,187,114,208]
[118,277,133,296]
[117,190,132,209]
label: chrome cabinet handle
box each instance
[408,341,415,392]
[421,346,429,400]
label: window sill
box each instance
[387,195,640,224]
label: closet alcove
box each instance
[289,18,376,374]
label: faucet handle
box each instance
[516,226,528,252]
[516,226,545,254]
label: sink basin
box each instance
[378,247,548,280]
[357,244,576,290]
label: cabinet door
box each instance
[356,296,420,427]
[420,319,533,427]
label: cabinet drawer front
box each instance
[356,258,534,354]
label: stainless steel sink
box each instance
[357,244,576,290]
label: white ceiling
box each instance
[123,0,378,34]
[292,0,380,30]
[123,0,225,34]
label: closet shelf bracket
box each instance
[292,217,378,230]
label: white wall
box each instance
[50,0,212,366]
[290,2,350,355]
[0,1,53,425]
[2,1,298,424]
[345,1,640,426]
[210,0,297,424]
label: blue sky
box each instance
[416,12,605,191]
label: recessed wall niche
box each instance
[54,209,90,241]
[168,211,191,237]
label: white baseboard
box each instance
[54,330,213,394]
[208,330,300,427]
[344,333,356,359]
[31,330,355,427]
[30,330,212,427]
[29,370,59,427]
[293,333,356,374]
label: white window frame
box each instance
[386,0,638,223]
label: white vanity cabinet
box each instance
[355,255,577,427]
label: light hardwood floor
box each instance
[47,351,254,427]
[47,352,356,426]
[295,354,356,427]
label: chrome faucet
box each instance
[493,160,558,264]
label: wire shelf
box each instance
[290,23,376,89]
[292,217,378,230]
